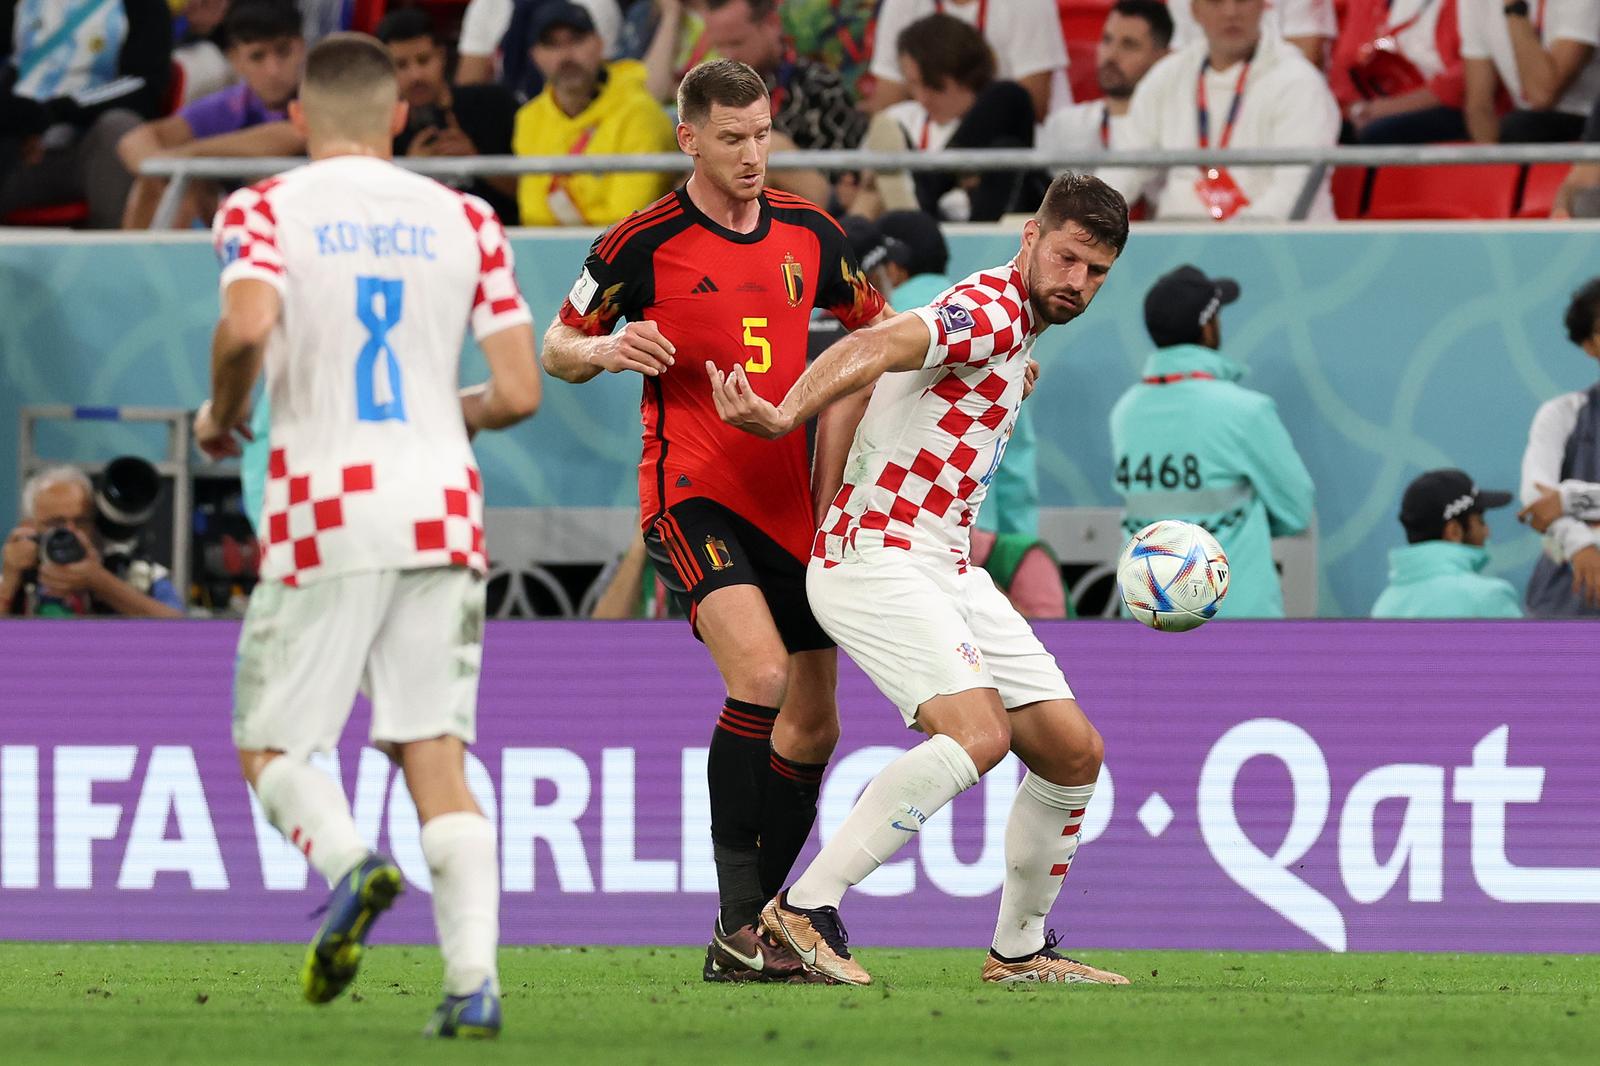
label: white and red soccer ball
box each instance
[1116,520,1230,632]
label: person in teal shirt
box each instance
[1109,265,1314,618]
[1371,469,1523,618]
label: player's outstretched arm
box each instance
[542,320,676,384]
[462,323,542,433]
[195,278,280,459]
[709,310,932,440]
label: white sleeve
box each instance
[460,195,533,342]
[458,0,513,58]
[213,184,286,295]
[1521,394,1597,562]
[1522,395,1582,503]
[1457,0,1492,60]
[869,0,917,84]
[1279,0,1338,39]
[1236,69,1342,220]
[998,0,1069,80]
[1546,0,1600,46]
[577,0,623,57]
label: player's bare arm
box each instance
[809,304,899,522]
[709,311,931,440]
[195,278,280,459]
[542,319,677,383]
[461,323,541,433]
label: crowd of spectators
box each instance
[7,0,1600,229]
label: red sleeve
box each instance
[212,178,285,293]
[459,193,533,341]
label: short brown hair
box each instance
[705,0,777,17]
[896,14,994,94]
[677,58,769,126]
[1036,172,1129,253]
[303,32,395,96]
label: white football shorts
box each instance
[806,540,1073,726]
[233,566,485,758]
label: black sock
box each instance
[759,750,827,900]
[708,697,778,931]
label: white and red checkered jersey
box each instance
[814,261,1037,569]
[213,155,532,587]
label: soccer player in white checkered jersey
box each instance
[192,33,539,1036]
[709,173,1131,986]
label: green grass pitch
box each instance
[1,944,1596,1065]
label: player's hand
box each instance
[3,523,38,575]
[1571,545,1600,607]
[193,400,254,460]
[707,361,792,439]
[1518,482,1564,533]
[1023,358,1040,400]
[37,530,104,596]
[590,321,676,376]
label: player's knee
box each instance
[957,721,1012,775]
[735,659,790,709]
[1061,724,1105,782]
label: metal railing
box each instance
[140,143,1600,228]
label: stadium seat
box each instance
[1363,163,1521,220]
[1516,164,1572,219]
[1331,166,1369,220]
[1066,38,1101,103]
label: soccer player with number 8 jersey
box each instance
[193,33,539,1036]
[544,59,891,983]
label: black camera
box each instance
[37,526,87,565]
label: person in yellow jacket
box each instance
[512,2,677,227]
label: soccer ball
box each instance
[1116,520,1229,631]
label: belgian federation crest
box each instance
[780,252,805,308]
[704,536,734,571]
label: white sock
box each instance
[253,756,368,887]
[990,772,1096,959]
[787,734,979,910]
[421,811,500,997]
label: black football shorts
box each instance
[644,496,832,653]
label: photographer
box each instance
[1,466,183,619]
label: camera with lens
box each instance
[95,455,163,580]
[36,525,87,565]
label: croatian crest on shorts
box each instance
[957,642,982,671]
[704,536,734,571]
[780,251,805,308]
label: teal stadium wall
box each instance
[2,224,1596,616]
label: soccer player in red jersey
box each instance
[542,59,891,982]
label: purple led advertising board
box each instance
[1,621,1596,952]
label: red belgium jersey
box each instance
[558,187,886,562]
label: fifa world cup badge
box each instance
[780,252,805,308]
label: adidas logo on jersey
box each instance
[692,276,719,294]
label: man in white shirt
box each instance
[1170,0,1338,68]
[1460,0,1600,142]
[1518,278,1600,615]
[1098,0,1340,222]
[865,0,1070,120]
[1040,1,1173,159]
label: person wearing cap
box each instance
[1516,277,1600,615]
[1096,0,1340,221]
[1109,265,1314,617]
[1371,470,1522,618]
[510,1,676,226]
